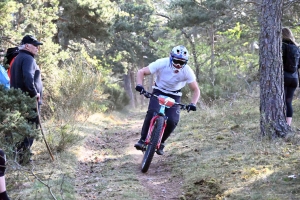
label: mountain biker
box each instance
[134,45,200,155]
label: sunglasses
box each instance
[173,59,186,66]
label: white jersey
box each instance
[148,57,196,96]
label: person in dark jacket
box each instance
[282,27,300,126]
[10,35,43,160]
[0,149,10,200]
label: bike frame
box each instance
[145,114,166,151]
[143,94,181,152]
[138,90,188,172]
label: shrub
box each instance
[0,86,40,161]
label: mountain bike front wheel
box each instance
[141,116,164,173]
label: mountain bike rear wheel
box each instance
[141,116,164,173]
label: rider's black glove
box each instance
[135,84,145,93]
[187,103,196,112]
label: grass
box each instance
[169,96,300,199]
[5,95,300,199]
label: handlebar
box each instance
[139,90,188,111]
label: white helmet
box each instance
[170,45,189,72]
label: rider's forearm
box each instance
[136,69,145,85]
[137,67,151,85]
[191,88,200,104]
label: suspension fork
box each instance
[145,114,167,149]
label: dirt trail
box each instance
[74,112,184,200]
[129,141,184,200]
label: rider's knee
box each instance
[166,119,178,131]
[0,149,6,177]
[168,119,178,125]
[146,109,157,116]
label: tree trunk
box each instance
[259,0,289,137]
[181,30,200,81]
[209,26,216,99]
[124,69,135,108]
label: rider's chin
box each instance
[173,64,182,69]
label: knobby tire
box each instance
[141,116,164,173]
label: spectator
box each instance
[10,35,43,162]
[4,47,19,79]
[282,27,300,126]
[0,50,9,90]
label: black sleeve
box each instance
[22,57,37,98]
[282,43,287,65]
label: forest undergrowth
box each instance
[5,93,300,200]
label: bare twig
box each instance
[36,101,55,161]
[30,166,58,200]
[60,174,66,200]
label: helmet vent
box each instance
[170,45,189,62]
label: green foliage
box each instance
[282,1,300,27]
[194,22,259,101]
[47,123,83,152]
[113,3,153,34]
[0,86,39,158]
[50,52,105,119]
[0,0,18,28]
[167,0,240,29]
[106,1,157,75]
[57,0,116,47]
[103,85,130,111]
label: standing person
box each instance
[282,27,300,126]
[4,47,19,79]
[0,50,10,90]
[10,35,43,160]
[134,45,200,155]
[0,149,10,200]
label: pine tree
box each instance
[0,86,39,162]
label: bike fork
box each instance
[144,115,167,150]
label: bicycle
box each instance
[137,90,189,173]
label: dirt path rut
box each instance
[74,112,184,200]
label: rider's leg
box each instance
[139,110,157,141]
[156,117,179,155]
[161,119,178,143]
[156,119,178,155]
[157,95,181,155]
[135,92,160,149]
[162,94,181,143]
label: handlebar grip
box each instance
[143,92,151,98]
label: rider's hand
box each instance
[135,84,145,93]
[187,103,196,112]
